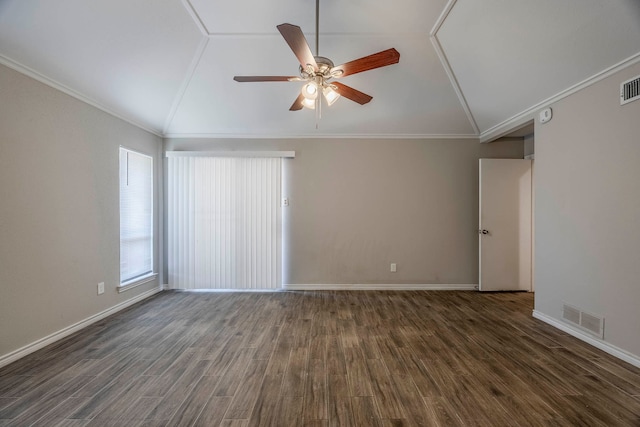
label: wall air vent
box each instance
[562,304,580,325]
[562,303,604,339]
[620,75,640,105]
[580,311,604,338]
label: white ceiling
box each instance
[0,0,638,139]
[437,0,640,137]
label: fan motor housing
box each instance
[300,56,335,78]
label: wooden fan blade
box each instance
[330,48,400,78]
[277,23,318,71]
[234,76,298,82]
[290,93,305,111]
[332,82,372,105]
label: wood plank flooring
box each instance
[2,291,640,426]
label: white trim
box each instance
[171,288,284,293]
[0,55,163,137]
[181,0,210,35]
[430,36,480,135]
[532,310,640,369]
[480,51,640,142]
[119,147,155,290]
[283,284,477,291]
[430,0,457,36]
[205,32,431,39]
[163,133,479,140]
[430,0,480,136]
[0,287,163,369]
[162,37,210,134]
[118,273,158,293]
[429,36,479,136]
[166,151,295,158]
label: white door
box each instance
[479,159,532,291]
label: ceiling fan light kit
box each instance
[299,62,341,110]
[323,85,340,106]
[233,0,400,119]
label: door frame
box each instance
[479,158,533,292]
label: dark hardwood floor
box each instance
[1,290,640,426]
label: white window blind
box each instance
[119,148,153,284]
[167,156,282,289]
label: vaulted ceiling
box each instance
[1,0,639,140]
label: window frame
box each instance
[118,146,156,292]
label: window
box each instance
[119,147,153,286]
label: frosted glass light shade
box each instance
[302,82,318,100]
[302,97,316,109]
[323,86,340,106]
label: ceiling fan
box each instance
[233,0,400,111]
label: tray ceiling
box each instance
[0,0,638,139]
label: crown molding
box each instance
[430,0,640,144]
[162,37,210,134]
[430,0,480,136]
[480,51,640,143]
[429,35,480,136]
[163,132,479,140]
[0,53,476,143]
[430,0,458,37]
[182,0,210,36]
[0,55,163,138]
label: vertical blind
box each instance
[167,156,282,289]
[119,148,154,283]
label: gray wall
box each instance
[165,138,523,286]
[535,62,640,357]
[0,64,163,359]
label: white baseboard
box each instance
[0,286,163,369]
[283,284,477,291]
[532,310,640,369]
[171,288,283,292]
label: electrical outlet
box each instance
[390,263,397,272]
[97,282,105,295]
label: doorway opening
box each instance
[479,121,535,292]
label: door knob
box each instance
[479,229,489,235]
